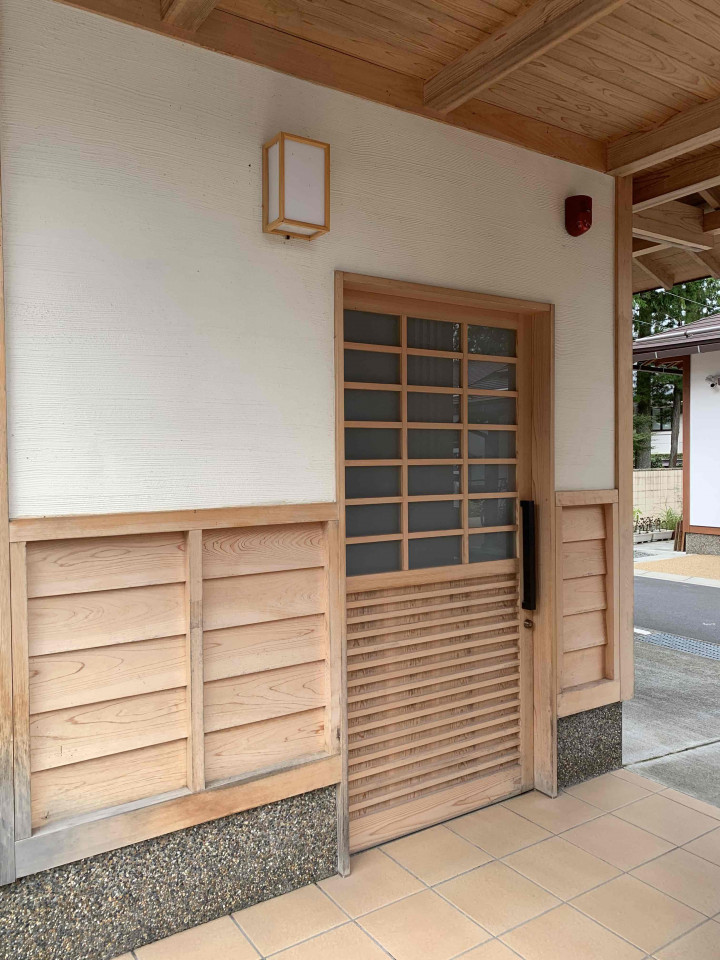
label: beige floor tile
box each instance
[318,848,423,917]
[632,848,720,916]
[661,789,720,821]
[504,836,620,900]
[562,814,674,871]
[565,773,652,811]
[610,769,666,793]
[654,919,720,960]
[111,955,134,960]
[358,888,488,960]
[615,794,719,845]
[685,826,720,866]
[270,922,389,959]
[232,883,346,955]
[572,874,704,954]
[502,904,645,960]
[382,824,491,885]
[448,804,551,857]
[135,916,259,960]
[458,942,521,960]
[438,860,559,935]
[503,791,601,833]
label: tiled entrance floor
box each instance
[115,770,720,960]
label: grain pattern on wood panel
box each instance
[562,575,606,617]
[204,660,325,732]
[30,687,187,772]
[16,754,341,877]
[563,645,605,687]
[10,541,31,839]
[204,707,326,783]
[31,739,187,829]
[29,635,187,714]
[561,539,606,579]
[562,609,607,652]
[25,533,186,598]
[203,614,327,683]
[202,523,326,579]
[561,505,606,542]
[557,678,620,718]
[202,567,325,632]
[27,583,186,656]
[185,529,204,792]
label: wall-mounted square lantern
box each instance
[262,133,330,240]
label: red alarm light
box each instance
[565,195,592,236]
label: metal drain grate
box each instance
[633,550,654,560]
[634,629,720,660]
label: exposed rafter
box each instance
[686,249,720,280]
[423,0,628,115]
[634,255,674,291]
[632,201,712,251]
[632,149,720,212]
[608,95,720,177]
[703,209,720,235]
[632,239,672,258]
[161,0,216,31]
[700,188,720,210]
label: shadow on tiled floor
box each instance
[116,770,720,960]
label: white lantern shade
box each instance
[263,133,330,239]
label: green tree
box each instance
[633,279,720,468]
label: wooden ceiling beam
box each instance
[703,209,720,235]
[608,95,720,177]
[632,149,720,212]
[700,187,720,209]
[632,238,672,258]
[632,201,712,251]
[161,0,216,31]
[634,254,674,291]
[423,0,629,115]
[50,0,605,171]
[685,249,720,280]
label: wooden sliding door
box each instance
[336,274,553,852]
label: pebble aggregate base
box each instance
[685,531,720,556]
[557,702,623,790]
[0,787,337,960]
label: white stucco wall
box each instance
[0,0,615,518]
[690,351,720,528]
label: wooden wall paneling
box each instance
[203,615,326,682]
[604,501,621,680]
[202,523,326,579]
[185,529,204,791]
[10,542,31,840]
[324,519,342,758]
[202,567,325,631]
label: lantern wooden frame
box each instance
[262,132,330,240]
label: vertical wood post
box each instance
[185,529,205,792]
[615,176,634,701]
[10,543,30,840]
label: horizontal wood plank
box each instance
[555,490,617,506]
[202,523,325,579]
[561,539,606,579]
[27,583,186,656]
[563,645,605,687]
[204,707,326,782]
[562,609,607,652]
[202,568,326,631]
[561,505,606,543]
[557,678,620,717]
[203,614,326,683]
[31,739,187,829]
[562,575,606,617]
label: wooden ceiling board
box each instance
[644,0,720,52]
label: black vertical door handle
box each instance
[520,500,537,611]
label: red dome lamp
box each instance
[565,195,592,237]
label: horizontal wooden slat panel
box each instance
[27,583,186,656]
[203,614,326,683]
[26,533,186,598]
[562,505,606,543]
[31,739,187,829]
[202,523,326,579]
[347,583,517,618]
[204,707,326,783]
[561,539,606,579]
[30,688,187,772]
[203,660,325,732]
[563,645,605,687]
[349,647,518,690]
[29,635,187,714]
[562,610,607,653]
[202,568,325,631]
[562,575,606,617]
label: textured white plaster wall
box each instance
[0,0,615,517]
[690,351,720,528]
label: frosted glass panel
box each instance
[346,503,400,537]
[408,429,460,459]
[409,465,461,496]
[468,360,516,391]
[345,350,400,384]
[468,430,516,459]
[409,536,462,569]
[344,311,400,346]
[469,498,516,528]
[345,428,400,460]
[408,317,460,352]
[346,466,400,499]
[267,141,280,223]
[345,390,400,422]
[283,139,326,226]
[347,540,400,576]
[469,531,516,563]
[407,356,461,388]
[468,325,515,357]
[468,396,516,424]
[468,464,516,493]
[408,393,461,423]
[409,500,461,532]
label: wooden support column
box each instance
[185,529,205,792]
[616,176,634,701]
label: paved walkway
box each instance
[113,771,720,960]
